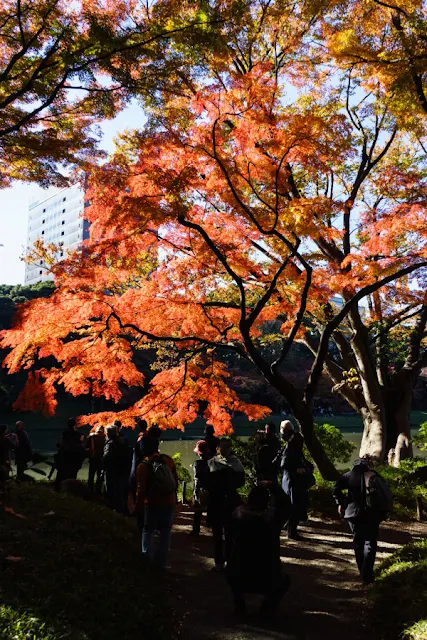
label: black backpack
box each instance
[364,472,393,518]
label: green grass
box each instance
[370,538,427,640]
[0,483,178,640]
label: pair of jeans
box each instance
[141,504,175,568]
[348,516,380,583]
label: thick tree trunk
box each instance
[348,309,387,462]
[359,406,386,460]
[384,372,414,467]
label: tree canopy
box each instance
[1,0,427,476]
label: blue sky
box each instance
[0,101,145,286]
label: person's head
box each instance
[0,424,7,439]
[15,421,24,432]
[136,418,148,433]
[219,437,232,458]
[95,425,105,435]
[67,417,76,431]
[280,420,294,441]
[353,456,372,470]
[113,419,122,429]
[148,425,162,442]
[247,486,269,512]
[194,440,209,457]
[142,435,159,457]
[265,422,276,436]
[204,425,215,438]
[105,424,118,440]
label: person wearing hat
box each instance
[279,420,312,540]
[191,440,212,537]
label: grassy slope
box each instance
[370,539,427,640]
[0,483,178,640]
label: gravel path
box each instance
[167,506,427,640]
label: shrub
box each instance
[370,539,427,639]
[413,421,427,451]
[305,423,356,467]
[0,606,58,640]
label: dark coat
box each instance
[16,430,32,463]
[227,505,283,592]
[103,438,130,475]
[193,457,210,501]
[207,455,245,514]
[333,460,373,520]
[280,433,309,519]
[255,433,281,482]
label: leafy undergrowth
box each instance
[0,483,178,640]
[370,538,427,640]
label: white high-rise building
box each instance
[25,185,89,285]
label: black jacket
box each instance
[333,460,371,520]
[227,505,282,592]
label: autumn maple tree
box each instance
[323,0,427,125]
[0,0,223,188]
[2,0,427,476]
[3,44,427,477]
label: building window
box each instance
[63,197,66,201]
[42,219,45,224]
[43,208,46,213]
[61,231,65,236]
[42,230,44,235]
[60,252,63,257]
[62,220,65,225]
[62,208,66,213]
[39,270,42,275]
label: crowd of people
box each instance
[0,416,392,616]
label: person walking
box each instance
[135,435,178,569]
[208,437,245,571]
[103,424,130,513]
[87,426,105,493]
[226,486,290,616]
[333,457,392,584]
[279,420,314,540]
[191,440,212,537]
[14,421,32,479]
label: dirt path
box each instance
[167,507,427,640]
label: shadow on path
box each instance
[168,507,427,640]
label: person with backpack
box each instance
[191,440,212,537]
[279,420,315,541]
[135,435,178,569]
[208,437,245,571]
[333,457,392,585]
[103,424,130,513]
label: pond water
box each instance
[160,429,425,474]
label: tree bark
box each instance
[348,308,387,461]
[384,371,414,466]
